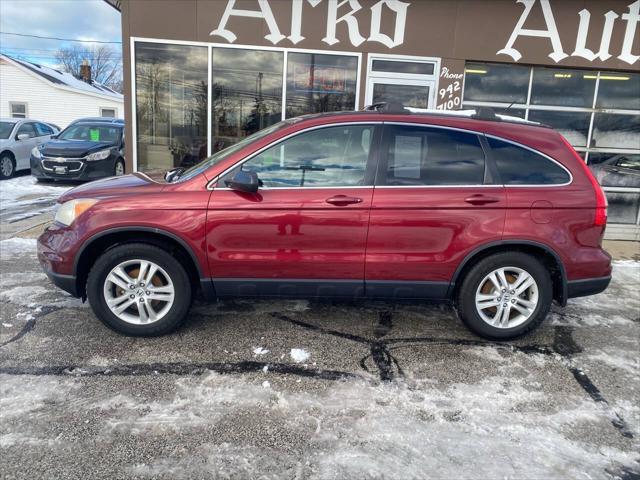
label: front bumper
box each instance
[30,154,117,181]
[37,224,81,297]
[567,276,611,299]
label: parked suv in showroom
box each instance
[37,107,611,339]
[30,118,125,181]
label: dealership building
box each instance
[112,0,640,239]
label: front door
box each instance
[14,122,39,169]
[365,56,438,109]
[365,123,506,299]
[207,123,380,298]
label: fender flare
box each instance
[448,239,568,305]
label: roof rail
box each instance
[362,102,542,126]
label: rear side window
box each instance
[488,137,570,185]
[381,126,485,186]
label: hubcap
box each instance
[103,259,175,325]
[1,157,13,177]
[115,162,124,176]
[475,266,539,329]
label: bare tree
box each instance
[55,45,122,91]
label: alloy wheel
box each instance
[103,259,175,325]
[474,266,539,329]
[1,157,14,177]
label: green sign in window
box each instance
[89,129,100,141]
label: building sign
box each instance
[436,60,465,111]
[293,64,347,93]
[498,0,639,65]
[211,0,410,49]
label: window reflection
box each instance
[528,110,591,147]
[596,72,640,110]
[591,114,640,149]
[603,192,640,224]
[135,42,208,171]
[589,153,640,188]
[530,67,595,108]
[211,48,283,153]
[285,52,358,118]
[463,62,529,104]
[373,83,429,108]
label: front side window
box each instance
[381,126,485,186]
[35,122,53,136]
[224,125,374,188]
[488,137,570,185]
[16,123,37,138]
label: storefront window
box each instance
[135,42,208,171]
[285,52,358,118]
[530,68,595,108]
[591,114,640,150]
[211,48,283,153]
[463,62,529,104]
[596,72,640,110]
[373,84,428,108]
[603,192,640,224]
[528,110,591,147]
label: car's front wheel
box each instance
[0,153,15,180]
[87,243,192,336]
[456,252,552,340]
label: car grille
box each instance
[42,158,84,172]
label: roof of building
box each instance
[1,54,123,101]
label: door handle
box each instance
[326,195,363,206]
[464,194,500,205]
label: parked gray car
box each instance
[0,118,59,179]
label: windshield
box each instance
[58,124,122,143]
[175,121,290,182]
[0,122,16,140]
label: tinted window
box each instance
[382,126,485,186]
[488,137,570,185]
[35,123,53,136]
[16,123,37,138]
[225,125,373,188]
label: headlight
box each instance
[32,147,42,159]
[86,149,111,161]
[54,199,99,226]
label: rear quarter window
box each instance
[488,137,571,185]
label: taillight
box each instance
[559,136,607,226]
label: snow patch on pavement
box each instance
[0,175,69,210]
[112,372,636,479]
[253,347,269,356]
[290,348,310,363]
[0,238,37,259]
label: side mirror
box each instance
[16,133,30,141]
[225,170,259,193]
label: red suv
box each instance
[37,108,611,339]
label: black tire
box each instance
[0,153,15,180]
[456,252,552,340]
[114,158,125,176]
[87,243,192,336]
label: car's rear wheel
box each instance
[456,252,552,340]
[0,154,15,180]
[87,243,192,336]
[114,159,125,176]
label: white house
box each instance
[0,54,123,129]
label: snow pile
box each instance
[290,348,310,363]
[0,238,37,260]
[0,175,69,210]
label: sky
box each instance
[0,0,121,68]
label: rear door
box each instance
[365,123,506,298]
[207,123,381,297]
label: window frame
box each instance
[9,102,28,119]
[100,107,117,118]
[375,122,490,188]
[130,36,362,173]
[15,121,37,139]
[211,122,382,190]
